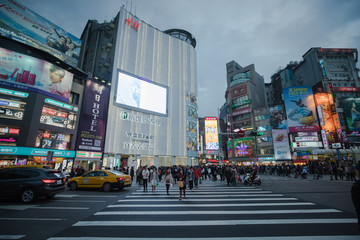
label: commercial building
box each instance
[225,60,267,163]
[78,7,198,169]
[0,0,86,168]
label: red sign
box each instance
[9,128,20,135]
[43,133,50,138]
[332,87,360,92]
[237,130,245,138]
[125,17,140,31]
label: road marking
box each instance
[56,195,117,198]
[125,194,284,198]
[95,209,341,215]
[107,202,315,208]
[57,200,107,203]
[0,235,26,239]
[73,218,357,226]
[132,191,273,194]
[45,236,360,240]
[117,198,298,202]
[0,217,66,220]
[31,207,89,210]
[136,188,259,192]
[0,205,38,211]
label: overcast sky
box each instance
[16,0,360,117]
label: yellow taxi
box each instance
[67,169,132,192]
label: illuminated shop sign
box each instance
[45,98,77,111]
[332,87,360,92]
[0,146,75,157]
[40,106,76,129]
[0,97,26,120]
[295,136,319,142]
[292,142,323,148]
[231,99,251,108]
[76,151,102,159]
[0,87,28,98]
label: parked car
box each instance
[68,169,132,192]
[0,167,66,203]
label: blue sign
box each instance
[0,146,75,158]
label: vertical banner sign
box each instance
[76,80,110,152]
[321,129,329,149]
[272,129,291,160]
[205,117,219,150]
[283,87,319,132]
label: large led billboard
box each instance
[283,87,319,132]
[342,98,360,131]
[115,70,168,116]
[0,47,73,102]
[0,0,81,67]
[205,117,219,150]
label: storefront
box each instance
[0,146,75,169]
[74,151,102,171]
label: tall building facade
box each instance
[79,7,198,169]
[225,61,266,163]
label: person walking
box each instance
[162,168,174,195]
[142,166,149,192]
[188,167,195,191]
[225,167,232,186]
[150,167,159,192]
[194,166,201,188]
[178,169,186,200]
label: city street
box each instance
[0,174,358,240]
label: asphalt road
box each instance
[0,175,359,240]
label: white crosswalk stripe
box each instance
[48,181,359,239]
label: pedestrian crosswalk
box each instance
[48,181,359,240]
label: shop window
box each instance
[0,126,20,146]
[35,130,72,150]
[40,106,76,129]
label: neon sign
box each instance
[125,17,140,31]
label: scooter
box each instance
[244,173,261,185]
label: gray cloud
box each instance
[16,0,360,117]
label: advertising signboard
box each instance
[314,93,335,133]
[205,117,219,150]
[283,87,319,132]
[76,80,110,152]
[0,0,81,67]
[342,98,360,131]
[0,47,73,101]
[269,105,287,129]
[115,70,168,116]
[227,137,254,158]
[272,129,291,160]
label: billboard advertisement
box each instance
[0,47,73,101]
[227,137,254,158]
[0,0,81,67]
[272,129,291,160]
[342,98,360,131]
[269,105,287,129]
[76,80,110,152]
[115,70,168,116]
[205,117,219,150]
[283,87,319,132]
[314,93,335,133]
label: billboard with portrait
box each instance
[115,70,168,116]
[342,98,360,131]
[0,48,73,101]
[283,87,319,132]
[205,117,219,150]
[269,105,287,129]
[0,0,81,67]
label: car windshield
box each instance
[108,170,126,176]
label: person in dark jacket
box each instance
[351,162,360,231]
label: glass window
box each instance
[40,106,76,129]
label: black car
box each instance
[0,167,66,203]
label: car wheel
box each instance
[69,182,78,191]
[21,188,36,203]
[103,182,112,192]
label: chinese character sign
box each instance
[205,117,219,150]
